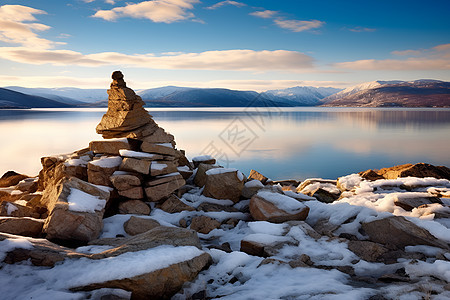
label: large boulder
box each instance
[41,177,111,243]
[203,168,245,203]
[361,216,449,250]
[249,191,310,223]
[193,163,219,187]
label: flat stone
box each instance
[119,157,151,175]
[190,216,221,234]
[123,216,160,236]
[159,194,195,213]
[249,192,309,223]
[248,169,269,184]
[0,202,40,218]
[393,195,442,211]
[150,161,177,176]
[0,217,44,237]
[89,139,135,156]
[118,200,150,215]
[144,177,185,202]
[141,142,177,156]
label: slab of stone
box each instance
[158,195,195,213]
[141,142,177,156]
[124,216,160,236]
[144,177,185,202]
[89,139,134,155]
[203,168,244,203]
[150,161,177,176]
[118,200,150,215]
[119,157,151,175]
[0,217,44,237]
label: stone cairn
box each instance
[35,71,193,243]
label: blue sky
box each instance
[0,0,449,91]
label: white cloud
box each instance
[93,0,200,23]
[205,1,246,10]
[274,19,324,32]
[334,44,450,70]
[0,5,56,49]
[249,10,278,19]
[0,47,315,72]
[348,26,376,33]
[105,0,116,4]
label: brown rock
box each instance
[241,180,264,199]
[118,187,144,199]
[359,170,385,181]
[190,216,221,234]
[87,157,122,186]
[150,161,178,176]
[347,240,389,262]
[249,192,309,223]
[110,173,142,190]
[393,194,442,211]
[362,216,449,250]
[123,216,160,236]
[42,177,111,243]
[0,217,44,237]
[362,163,450,180]
[1,232,86,266]
[240,239,267,257]
[203,168,244,203]
[159,195,195,213]
[91,226,203,258]
[0,171,29,188]
[194,163,219,187]
[192,156,216,169]
[89,139,135,155]
[118,200,150,215]
[119,157,151,175]
[248,169,269,184]
[141,142,177,156]
[15,178,38,193]
[144,176,185,202]
[196,202,239,213]
[74,252,211,300]
[0,202,40,218]
[140,127,175,144]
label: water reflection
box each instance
[0,108,449,180]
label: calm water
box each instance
[1,107,449,181]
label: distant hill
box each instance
[0,88,74,109]
[5,87,107,104]
[322,80,450,107]
[263,86,342,106]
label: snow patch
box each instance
[89,156,122,168]
[67,188,106,213]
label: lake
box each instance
[1,107,449,181]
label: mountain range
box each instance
[1,79,448,108]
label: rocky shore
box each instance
[0,72,449,300]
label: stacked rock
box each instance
[96,71,175,144]
[89,71,189,208]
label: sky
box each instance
[0,0,449,91]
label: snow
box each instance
[64,155,91,167]
[177,166,191,172]
[151,162,167,170]
[192,155,214,162]
[5,203,18,215]
[338,173,363,191]
[205,168,244,181]
[247,221,288,236]
[0,245,204,299]
[89,156,122,168]
[10,190,22,195]
[244,180,264,188]
[119,150,159,159]
[283,190,316,201]
[256,191,307,213]
[112,171,131,176]
[0,235,34,260]
[67,188,106,213]
[157,143,173,148]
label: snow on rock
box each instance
[192,155,214,162]
[67,188,107,213]
[89,156,122,168]
[119,150,160,159]
[256,191,307,213]
[0,235,34,261]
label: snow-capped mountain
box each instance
[322,80,450,107]
[137,86,193,100]
[263,86,342,106]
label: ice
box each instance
[192,155,214,162]
[256,191,307,213]
[89,156,122,168]
[119,150,160,159]
[67,188,106,213]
